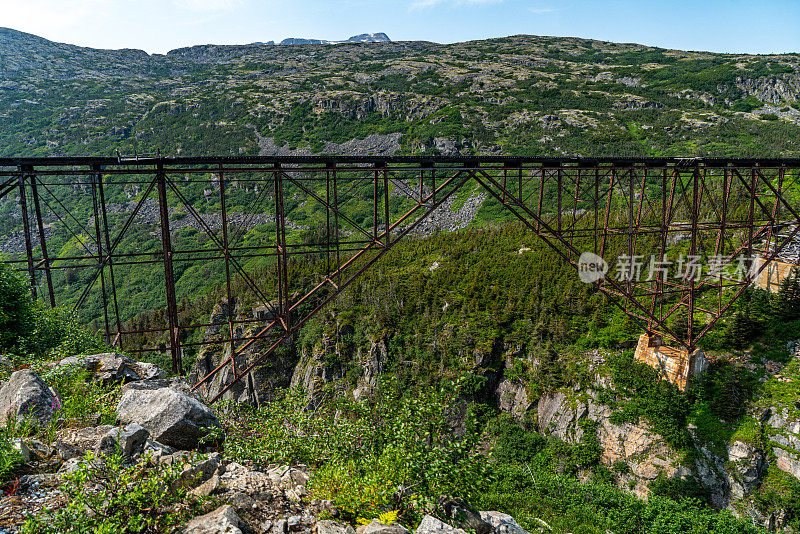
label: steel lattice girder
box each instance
[0,156,798,402]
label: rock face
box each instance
[116,379,219,450]
[187,298,293,405]
[735,74,800,105]
[179,505,243,534]
[726,440,766,499]
[0,369,58,427]
[534,386,687,499]
[57,353,165,384]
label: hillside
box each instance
[1,28,799,159]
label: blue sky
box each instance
[1,0,798,55]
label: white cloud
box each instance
[529,7,557,14]
[410,0,502,10]
[173,0,241,11]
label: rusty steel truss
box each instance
[0,156,799,402]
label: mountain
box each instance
[0,27,798,160]
[2,27,800,531]
[252,32,391,46]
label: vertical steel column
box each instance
[156,163,182,375]
[219,165,236,360]
[90,169,111,342]
[17,168,37,298]
[688,165,701,350]
[746,166,758,277]
[556,165,562,233]
[274,163,290,327]
[97,169,123,346]
[383,166,390,244]
[536,167,545,233]
[373,165,379,242]
[28,169,55,307]
[331,163,341,286]
[325,167,332,273]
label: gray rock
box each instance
[415,516,467,534]
[116,380,219,450]
[11,438,30,462]
[495,379,532,421]
[26,439,51,460]
[58,457,85,474]
[52,440,86,461]
[288,516,303,531]
[144,439,176,460]
[357,521,410,534]
[274,520,289,534]
[190,474,221,497]
[106,424,149,457]
[57,353,165,385]
[227,491,256,510]
[0,369,58,427]
[0,354,13,372]
[440,498,492,534]
[774,447,800,480]
[316,520,356,534]
[726,440,765,498]
[478,512,529,534]
[57,425,114,453]
[179,505,243,534]
[180,454,222,487]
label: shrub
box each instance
[219,380,490,522]
[0,428,23,483]
[21,451,207,534]
[490,415,546,464]
[761,113,779,121]
[0,262,34,350]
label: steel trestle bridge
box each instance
[1,156,799,402]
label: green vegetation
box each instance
[21,450,209,534]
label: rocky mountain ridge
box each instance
[1,27,799,160]
[254,33,392,46]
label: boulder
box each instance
[57,353,165,385]
[190,474,221,497]
[0,369,58,427]
[357,521,410,534]
[56,425,115,456]
[179,453,222,487]
[52,440,85,461]
[107,424,150,457]
[116,379,220,450]
[317,521,356,534]
[415,516,467,534]
[439,498,492,534]
[144,439,176,460]
[179,505,244,534]
[478,512,530,534]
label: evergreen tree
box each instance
[725,311,753,350]
[773,269,800,321]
